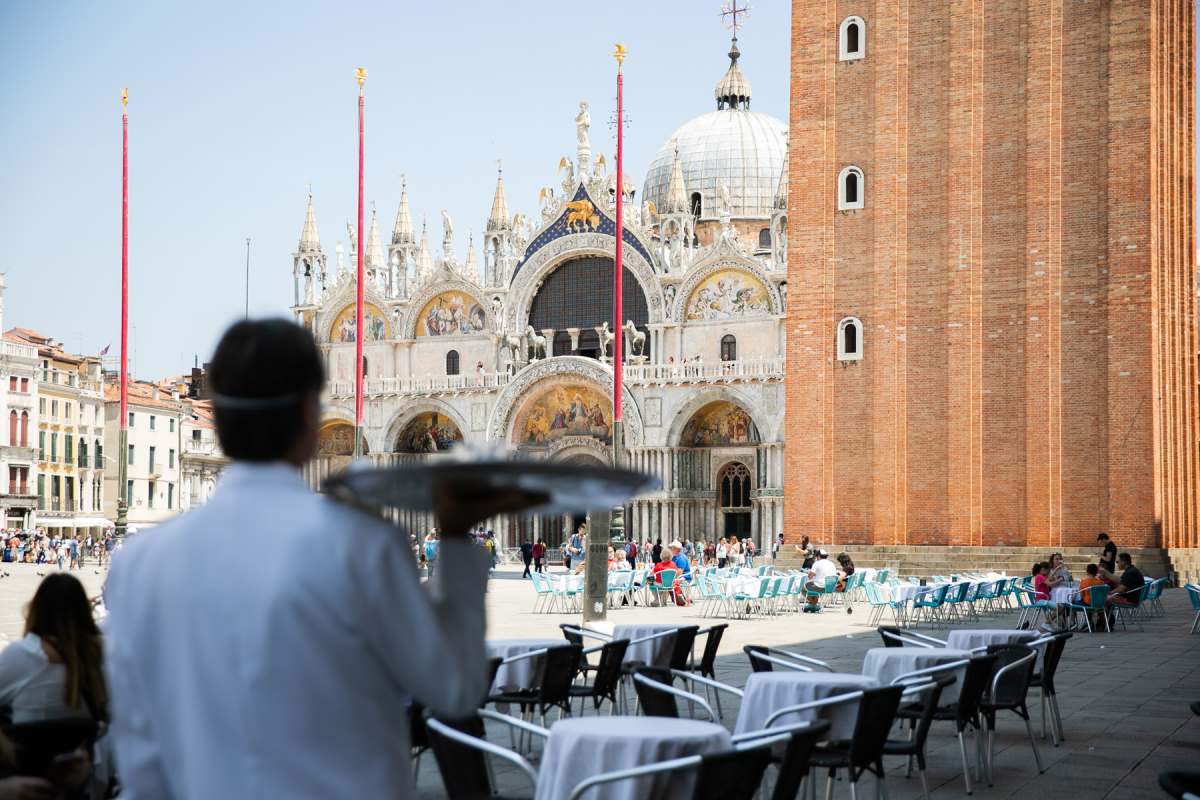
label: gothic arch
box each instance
[673,253,782,322]
[667,386,772,447]
[314,280,393,346]
[400,280,493,340]
[506,234,664,332]
[486,356,644,446]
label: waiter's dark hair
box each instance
[209,319,325,461]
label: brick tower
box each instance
[784,2,1197,556]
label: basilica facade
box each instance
[292,42,788,550]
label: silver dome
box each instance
[642,109,786,222]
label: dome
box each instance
[642,109,786,221]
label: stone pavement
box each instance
[0,561,108,644]
[416,564,1200,798]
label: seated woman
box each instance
[651,553,687,606]
[1046,552,1070,590]
[835,553,855,592]
[1031,561,1051,601]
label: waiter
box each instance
[104,319,540,798]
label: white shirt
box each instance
[0,633,93,723]
[103,462,490,800]
[810,557,838,582]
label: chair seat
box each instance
[488,690,538,705]
[881,738,919,756]
[808,744,853,768]
[567,684,604,698]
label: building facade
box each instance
[0,278,39,529]
[785,2,1198,552]
[103,379,191,529]
[180,400,226,511]
[296,40,790,550]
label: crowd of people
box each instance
[0,531,116,571]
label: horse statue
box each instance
[525,325,547,360]
[623,320,647,358]
[597,321,615,359]
[565,199,600,233]
[504,331,526,366]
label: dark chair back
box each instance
[669,625,701,671]
[632,666,679,717]
[537,644,584,709]
[878,626,905,647]
[697,624,728,677]
[954,654,1000,729]
[4,718,98,778]
[591,639,631,702]
[744,644,772,672]
[482,656,502,703]
[1038,633,1071,695]
[845,686,904,770]
[692,744,773,800]
[771,719,831,800]
[985,644,1037,709]
[559,623,583,648]
[409,701,429,751]
[898,677,953,756]
[425,713,493,800]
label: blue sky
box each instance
[0,0,789,377]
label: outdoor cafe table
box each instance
[536,716,731,800]
[1050,583,1080,605]
[861,647,974,704]
[612,623,680,668]
[485,638,563,692]
[734,672,878,740]
[946,628,1040,653]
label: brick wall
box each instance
[785,0,1197,550]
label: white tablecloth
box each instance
[734,672,879,740]
[486,638,564,691]
[722,575,764,598]
[1049,583,1079,605]
[861,647,974,704]
[946,629,1039,653]
[892,583,936,603]
[536,716,731,800]
[612,624,679,667]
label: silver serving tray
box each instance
[324,460,659,515]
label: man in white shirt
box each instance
[104,320,540,799]
[804,549,838,611]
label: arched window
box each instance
[95,439,102,469]
[720,334,738,363]
[838,316,864,361]
[20,412,28,447]
[445,350,460,376]
[838,166,865,210]
[719,462,752,509]
[690,192,703,219]
[839,16,866,61]
[757,228,772,249]
[7,411,15,447]
[78,439,87,469]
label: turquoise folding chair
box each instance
[1143,577,1167,617]
[1066,584,1110,633]
[652,569,679,606]
[530,571,554,613]
[910,583,950,627]
[1186,584,1200,634]
[1110,584,1147,631]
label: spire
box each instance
[298,192,321,252]
[774,143,789,209]
[417,216,433,275]
[392,175,414,245]
[488,163,510,231]
[365,204,385,270]
[466,231,478,277]
[664,144,689,214]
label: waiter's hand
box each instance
[433,482,548,538]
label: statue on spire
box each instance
[575,101,592,178]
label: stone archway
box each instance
[317,421,367,457]
[717,461,753,538]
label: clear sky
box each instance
[0,0,790,378]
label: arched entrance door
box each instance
[718,462,752,538]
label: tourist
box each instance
[567,524,586,574]
[103,319,540,798]
[624,538,637,569]
[1046,552,1070,588]
[773,533,783,562]
[804,549,838,611]
[1076,564,1112,628]
[1031,562,1051,600]
[835,552,855,592]
[729,537,743,568]
[424,531,439,579]
[651,538,663,565]
[716,538,728,569]
[702,540,714,567]
[1106,552,1145,608]
[669,540,693,584]
[745,538,756,568]
[519,539,533,578]
[1097,533,1117,577]
[484,532,497,571]
[532,539,546,573]
[794,536,815,569]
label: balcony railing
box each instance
[328,372,513,398]
[183,439,220,456]
[2,342,37,360]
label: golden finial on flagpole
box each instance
[121,88,128,110]
[355,67,367,93]
[613,43,628,71]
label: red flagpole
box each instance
[613,50,625,433]
[354,68,366,458]
[116,88,130,537]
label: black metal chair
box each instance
[979,644,1044,784]
[1030,631,1071,744]
[882,676,955,800]
[808,685,905,800]
[732,718,831,800]
[895,653,997,796]
[629,666,722,721]
[745,644,773,672]
[668,625,701,672]
[568,638,629,714]
[487,643,581,728]
[683,624,728,717]
[744,644,833,673]
[425,710,541,799]
[878,626,945,648]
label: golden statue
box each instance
[565,199,600,233]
